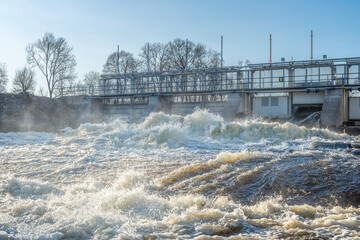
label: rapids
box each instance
[0,109,359,239]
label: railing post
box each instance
[283,68,285,87]
[250,70,254,89]
[247,71,250,89]
[236,71,240,89]
[330,66,335,85]
[160,75,163,93]
[117,78,119,94]
[259,71,261,88]
[203,72,206,91]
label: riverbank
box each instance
[0,93,101,132]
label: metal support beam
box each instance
[269,34,272,64]
[311,30,313,62]
[221,35,223,68]
[117,45,120,74]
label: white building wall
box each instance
[252,96,289,117]
[293,92,325,105]
[349,97,360,120]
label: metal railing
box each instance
[60,57,360,97]
[61,72,360,97]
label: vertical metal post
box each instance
[160,75,163,92]
[203,72,206,91]
[220,36,224,90]
[311,30,313,61]
[283,68,285,87]
[131,77,134,94]
[221,35,223,68]
[247,71,250,89]
[237,71,240,89]
[288,68,293,88]
[250,71,254,89]
[225,72,228,89]
[141,77,144,93]
[269,34,273,88]
[269,34,272,64]
[60,79,63,97]
[117,79,119,94]
[259,71,262,88]
[147,42,150,72]
[185,39,188,72]
[117,45,120,74]
[346,65,350,85]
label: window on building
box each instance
[271,97,279,106]
[261,97,269,107]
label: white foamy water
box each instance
[0,109,359,239]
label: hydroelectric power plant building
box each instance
[66,56,360,129]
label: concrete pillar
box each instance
[320,89,348,128]
[288,92,293,115]
[222,93,245,120]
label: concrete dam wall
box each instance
[97,89,354,128]
[102,93,250,123]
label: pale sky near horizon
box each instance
[1,0,360,93]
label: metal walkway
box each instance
[72,57,360,98]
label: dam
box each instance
[65,56,360,128]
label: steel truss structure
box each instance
[65,57,360,98]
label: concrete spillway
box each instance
[320,89,349,128]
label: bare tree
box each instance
[82,71,100,95]
[166,38,221,70]
[166,38,194,71]
[37,86,47,96]
[138,43,171,91]
[103,50,140,74]
[83,71,100,86]
[206,49,221,68]
[0,62,8,93]
[139,42,170,72]
[238,59,251,67]
[26,32,77,98]
[12,66,36,94]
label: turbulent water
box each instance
[0,109,359,239]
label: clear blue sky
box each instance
[1,0,360,92]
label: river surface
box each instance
[0,109,359,239]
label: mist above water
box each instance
[0,109,359,239]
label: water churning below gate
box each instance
[0,109,359,239]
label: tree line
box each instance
[103,39,221,75]
[0,32,236,98]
